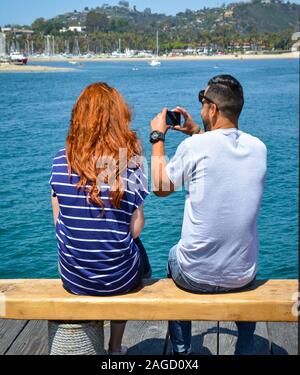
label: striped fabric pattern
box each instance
[50,148,149,296]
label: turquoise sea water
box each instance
[0,59,298,280]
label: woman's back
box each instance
[50,148,149,296]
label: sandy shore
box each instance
[30,52,299,63]
[0,52,297,72]
[0,64,75,73]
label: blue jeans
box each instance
[167,246,256,355]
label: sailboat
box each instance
[149,31,161,67]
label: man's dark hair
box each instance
[206,75,244,121]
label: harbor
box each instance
[1,25,299,73]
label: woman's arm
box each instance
[130,205,145,239]
[51,190,59,225]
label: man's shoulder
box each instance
[183,131,217,149]
[241,132,267,153]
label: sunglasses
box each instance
[198,90,219,110]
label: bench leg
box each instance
[163,327,170,355]
[48,321,105,355]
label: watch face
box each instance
[150,131,164,143]
[152,132,159,140]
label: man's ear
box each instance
[210,103,218,117]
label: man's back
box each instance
[166,128,267,288]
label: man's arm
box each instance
[51,190,59,225]
[151,140,174,197]
[150,106,202,197]
[150,108,174,197]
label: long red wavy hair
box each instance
[66,82,142,210]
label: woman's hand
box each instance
[172,106,203,136]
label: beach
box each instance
[0,52,298,72]
[29,52,299,63]
[0,63,75,72]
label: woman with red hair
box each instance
[50,82,151,355]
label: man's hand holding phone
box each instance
[150,106,203,137]
[172,106,203,136]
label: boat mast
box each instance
[156,31,159,57]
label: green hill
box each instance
[33,0,300,36]
[3,1,300,53]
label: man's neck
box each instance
[212,120,238,131]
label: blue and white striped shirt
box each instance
[50,148,149,296]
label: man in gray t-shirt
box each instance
[150,75,267,355]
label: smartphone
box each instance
[166,111,181,127]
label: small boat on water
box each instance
[10,52,28,65]
[149,59,161,67]
[149,31,161,67]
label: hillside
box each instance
[26,0,299,37]
[2,0,300,53]
[48,1,300,35]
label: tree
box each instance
[31,18,46,31]
[119,1,130,7]
[85,11,109,33]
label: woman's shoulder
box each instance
[127,161,147,181]
[125,161,149,197]
[52,148,67,163]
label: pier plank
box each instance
[5,320,48,355]
[0,320,297,355]
[219,321,270,355]
[191,321,218,355]
[104,321,218,355]
[267,322,298,355]
[104,320,169,355]
[0,319,28,355]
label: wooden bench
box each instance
[0,279,298,354]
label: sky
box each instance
[1,0,299,26]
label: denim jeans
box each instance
[167,246,256,355]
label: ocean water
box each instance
[0,58,298,280]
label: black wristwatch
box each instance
[150,130,165,144]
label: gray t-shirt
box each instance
[166,128,267,288]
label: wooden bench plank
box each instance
[267,322,298,355]
[0,319,27,355]
[5,320,48,355]
[0,279,297,322]
[219,321,270,355]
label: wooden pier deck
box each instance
[0,320,297,355]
